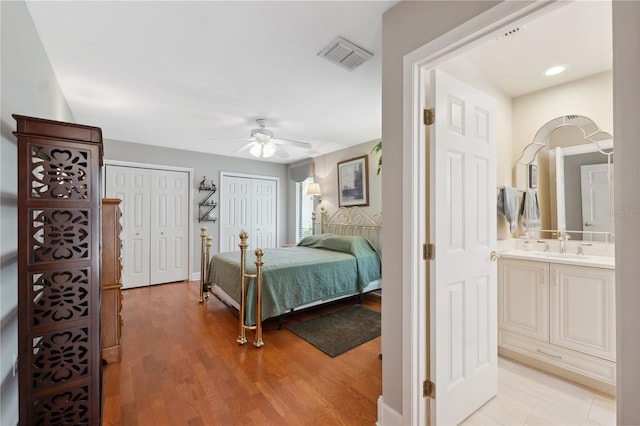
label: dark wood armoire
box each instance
[14,114,104,425]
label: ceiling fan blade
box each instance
[230,142,255,154]
[208,137,250,142]
[271,138,312,149]
[273,144,290,158]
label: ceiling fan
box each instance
[229,119,313,159]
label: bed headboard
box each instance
[313,206,382,253]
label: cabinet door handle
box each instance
[537,348,562,359]
[554,270,559,286]
[539,270,545,285]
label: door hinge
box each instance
[423,108,435,126]
[423,243,435,260]
[423,380,436,398]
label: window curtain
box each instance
[289,159,315,182]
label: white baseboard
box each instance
[191,272,200,281]
[377,395,403,426]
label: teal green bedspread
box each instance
[206,234,381,324]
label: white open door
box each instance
[429,69,497,425]
[580,163,614,242]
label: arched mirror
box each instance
[516,115,614,242]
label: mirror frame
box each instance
[516,114,614,239]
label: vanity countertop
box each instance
[499,249,615,269]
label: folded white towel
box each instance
[497,186,519,234]
[520,189,541,230]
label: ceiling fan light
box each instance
[249,142,276,159]
[249,143,263,157]
[262,143,276,158]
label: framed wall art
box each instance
[337,155,369,207]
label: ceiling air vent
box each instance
[318,36,373,71]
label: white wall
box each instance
[612,2,640,423]
[381,0,500,416]
[512,71,613,163]
[103,138,289,275]
[315,139,382,215]
[0,2,76,424]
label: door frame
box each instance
[103,160,195,281]
[219,171,280,251]
[400,2,574,424]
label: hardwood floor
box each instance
[103,281,616,425]
[102,281,382,426]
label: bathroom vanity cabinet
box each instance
[498,256,616,393]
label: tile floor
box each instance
[462,357,616,425]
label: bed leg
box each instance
[278,315,285,330]
[199,227,208,303]
[253,249,264,347]
[237,231,249,344]
[236,231,265,347]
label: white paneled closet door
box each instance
[219,174,277,253]
[150,170,189,285]
[107,165,151,288]
[220,176,251,253]
[106,165,189,288]
[252,178,277,249]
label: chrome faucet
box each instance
[536,240,550,252]
[558,231,570,254]
[577,243,592,255]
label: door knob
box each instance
[490,250,498,261]
[585,222,594,227]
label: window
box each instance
[295,177,315,243]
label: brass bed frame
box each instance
[199,206,382,348]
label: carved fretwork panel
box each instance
[31,269,90,327]
[31,327,90,390]
[15,114,103,426]
[29,208,91,264]
[30,145,89,200]
[31,384,90,425]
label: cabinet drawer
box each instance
[499,330,616,385]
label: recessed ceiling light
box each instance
[544,65,566,76]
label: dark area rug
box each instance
[286,305,381,357]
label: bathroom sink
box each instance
[537,252,586,260]
[499,249,615,269]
